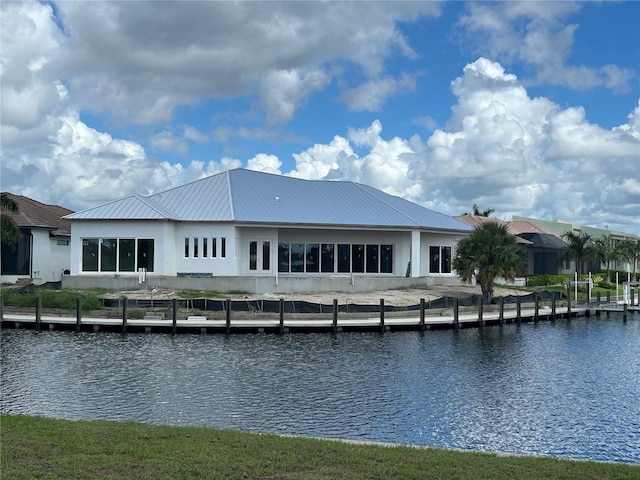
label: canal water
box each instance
[2,313,639,464]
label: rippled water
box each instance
[2,314,639,463]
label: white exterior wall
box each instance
[32,230,71,284]
[174,223,238,275]
[70,221,464,283]
[69,220,176,276]
[421,231,466,279]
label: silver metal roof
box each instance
[65,169,472,232]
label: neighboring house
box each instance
[513,216,638,275]
[455,215,569,276]
[63,169,473,293]
[0,193,73,285]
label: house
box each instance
[512,216,638,275]
[455,215,569,276]
[0,193,73,285]
[63,168,473,293]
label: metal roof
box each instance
[65,169,472,232]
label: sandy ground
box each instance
[107,284,529,306]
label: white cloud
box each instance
[339,73,418,112]
[458,3,636,93]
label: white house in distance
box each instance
[0,193,73,285]
[63,169,472,293]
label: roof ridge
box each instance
[134,194,175,219]
[352,183,421,227]
[226,170,235,221]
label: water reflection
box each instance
[2,314,639,463]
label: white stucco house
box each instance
[62,169,472,293]
[1,193,73,285]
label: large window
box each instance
[119,239,135,272]
[248,240,271,272]
[100,239,117,272]
[352,244,364,273]
[430,245,451,274]
[337,244,350,273]
[82,238,154,273]
[291,243,304,272]
[277,242,393,274]
[305,243,319,272]
[321,243,334,273]
[82,238,99,272]
[278,243,290,273]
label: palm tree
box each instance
[1,193,21,250]
[463,203,495,217]
[616,238,640,281]
[559,231,596,278]
[453,222,527,303]
[593,234,617,283]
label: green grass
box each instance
[0,288,106,311]
[1,415,637,480]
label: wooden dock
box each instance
[0,303,596,335]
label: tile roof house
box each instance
[1,193,73,285]
[63,168,473,293]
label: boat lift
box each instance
[567,272,593,304]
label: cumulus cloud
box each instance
[458,2,636,92]
[285,59,640,233]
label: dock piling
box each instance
[225,299,231,335]
[516,296,521,325]
[380,299,385,333]
[279,298,285,335]
[35,296,41,331]
[419,298,425,332]
[122,298,127,335]
[76,297,82,332]
[453,298,459,330]
[498,297,504,326]
[332,299,338,334]
[534,294,539,323]
[551,292,556,321]
[172,299,177,334]
[478,300,484,328]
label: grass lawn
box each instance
[1,415,637,479]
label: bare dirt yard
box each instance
[105,284,530,307]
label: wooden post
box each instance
[606,291,611,303]
[172,298,177,334]
[498,297,504,326]
[279,298,285,335]
[35,296,42,331]
[453,297,459,330]
[332,299,338,334]
[225,299,231,335]
[567,294,572,319]
[477,300,483,328]
[0,294,3,323]
[534,294,539,323]
[379,299,385,333]
[516,296,521,325]
[551,292,556,321]
[623,304,628,322]
[596,292,601,304]
[419,298,425,332]
[122,298,127,335]
[76,297,82,333]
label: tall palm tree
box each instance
[463,203,495,217]
[559,231,596,278]
[616,238,640,281]
[593,234,617,283]
[453,222,527,303]
[1,193,21,250]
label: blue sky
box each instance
[2,1,639,235]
